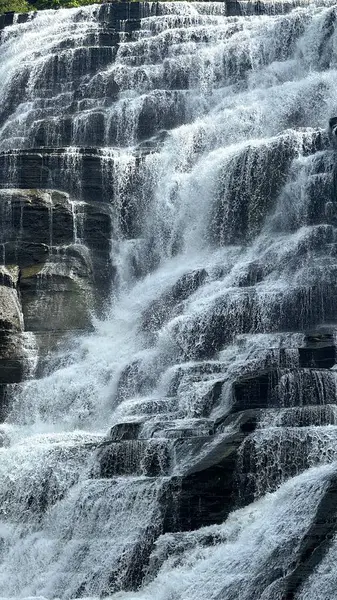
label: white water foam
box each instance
[1,0,337,596]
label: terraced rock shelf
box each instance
[1,2,337,599]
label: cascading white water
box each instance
[110,463,336,600]
[1,0,337,597]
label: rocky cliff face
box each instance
[1,2,337,599]
[0,185,113,416]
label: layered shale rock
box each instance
[0,187,113,324]
[0,188,113,416]
[0,262,25,419]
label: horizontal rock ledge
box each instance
[0,1,304,34]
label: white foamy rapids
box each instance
[298,528,337,598]
[109,464,335,600]
[0,473,163,598]
[238,425,337,498]
[1,0,337,597]
[1,1,337,151]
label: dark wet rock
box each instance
[216,408,262,434]
[281,474,337,599]
[299,329,336,369]
[0,268,23,409]
[233,367,337,413]
[0,333,29,419]
[329,116,337,146]
[237,424,337,503]
[210,136,296,246]
[98,2,148,28]
[24,92,181,148]
[275,369,337,408]
[146,527,225,582]
[0,356,23,385]
[0,186,116,401]
[0,0,303,37]
[210,131,333,245]
[317,8,337,70]
[236,261,266,287]
[0,265,19,289]
[19,263,94,333]
[262,404,337,428]
[0,189,73,248]
[173,281,337,361]
[0,150,103,203]
[149,418,215,439]
[0,384,11,418]
[166,361,225,397]
[0,286,22,332]
[108,422,143,441]
[137,91,186,141]
[0,11,32,32]
[0,188,113,332]
[226,0,297,16]
[0,333,28,382]
[0,150,148,236]
[163,433,245,532]
[96,439,171,477]
[232,369,280,412]
[190,380,224,418]
[142,269,208,334]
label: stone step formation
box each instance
[1,2,337,599]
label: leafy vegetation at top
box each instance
[0,0,103,13]
[34,0,99,8]
[0,0,30,14]
[0,0,180,15]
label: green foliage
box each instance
[1,0,189,16]
[0,0,31,15]
[34,0,96,9]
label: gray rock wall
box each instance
[0,188,113,417]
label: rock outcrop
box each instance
[0,188,113,417]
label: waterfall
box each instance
[112,463,336,600]
[1,0,337,598]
